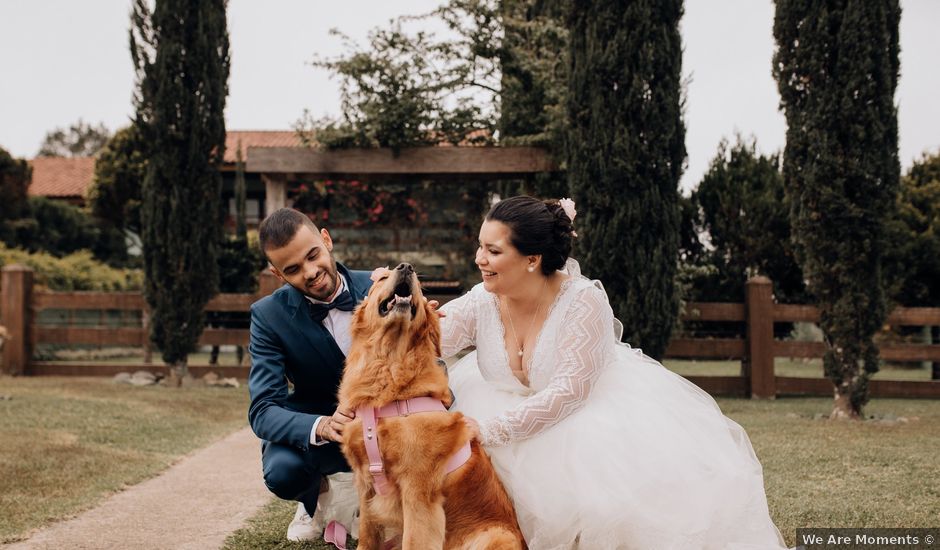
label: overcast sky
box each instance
[1,1,937,192]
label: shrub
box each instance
[0,244,142,291]
[11,197,128,265]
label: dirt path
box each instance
[6,427,271,550]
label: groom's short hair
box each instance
[258,208,320,259]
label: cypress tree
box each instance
[773,1,900,418]
[499,0,568,197]
[499,0,566,143]
[566,1,685,359]
[131,0,230,381]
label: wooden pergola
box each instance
[245,146,559,217]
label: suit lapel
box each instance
[286,285,344,369]
[286,263,365,372]
[339,263,370,303]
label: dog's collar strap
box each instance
[372,395,444,418]
[357,397,472,496]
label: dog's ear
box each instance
[350,300,370,339]
[424,301,442,358]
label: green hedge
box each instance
[0,244,143,291]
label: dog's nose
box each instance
[395,263,414,274]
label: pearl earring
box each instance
[527,266,535,272]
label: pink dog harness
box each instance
[357,396,472,496]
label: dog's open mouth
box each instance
[378,279,418,319]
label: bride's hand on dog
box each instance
[462,416,482,441]
[427,299,446,318]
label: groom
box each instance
[248,207,373,542]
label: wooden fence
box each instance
[664,276,940,398]
[2,266,939,398]
[0,265,459,380]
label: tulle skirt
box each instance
[448,346,787,550]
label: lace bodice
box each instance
[440,259,619,446]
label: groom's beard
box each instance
[300,257,340,302]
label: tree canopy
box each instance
[87,125,147,235]
[298,1,500,151]
[886,150,940,308]
[0,147,31,233]
[37,119,111,158]
[686,136,806,304]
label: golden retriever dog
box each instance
[338,263,525,550]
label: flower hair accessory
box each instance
[370,266,391,283]
[558,198,578,237]
[559,198,577,222]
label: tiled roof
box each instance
[25,131,306,199]
[225,130,303,163]
[434,128,492,147]
[26,129,494,199]
[27,157,96,198]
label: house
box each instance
[221,130,304,227]
[26,130,304,227]
[26,131,554,285]
[27,156,96,206]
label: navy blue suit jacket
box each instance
[248,263,372,451]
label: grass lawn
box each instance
[4,373,936,549]
[664,357,935,381]
[41,348,250,367]
[0,375,250,543]
[224,498,355,550]
[728,397,940,546]
[223,396,940,550]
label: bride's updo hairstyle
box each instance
[485,195,574,275]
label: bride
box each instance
[439,195,787,550]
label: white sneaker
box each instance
[311,472,360,539]
[286,501,318,542]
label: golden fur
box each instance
[338,265,525,550]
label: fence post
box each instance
[2,265,34,375]
[141,305,153,364]
[745,276,776,399]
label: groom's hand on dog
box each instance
[318,408,356,443]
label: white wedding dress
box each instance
[440,260,786,550]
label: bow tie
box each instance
[308,289,356,323]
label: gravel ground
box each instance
[5,427,272,550]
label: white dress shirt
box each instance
[307,274,353,357]
[306,273,353,445]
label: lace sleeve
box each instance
[439,290,478,358]
[479,285,613,447]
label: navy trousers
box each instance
[261,440,350,515]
